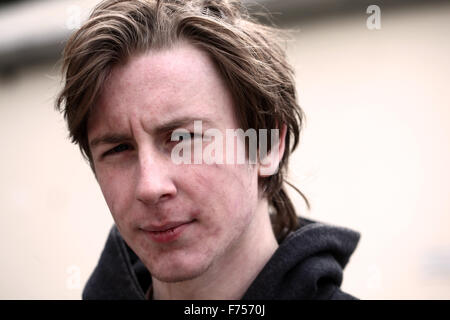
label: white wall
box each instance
[286,3,450,299]
[0,2,449,299]
[0,63,114,299]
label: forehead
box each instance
[87,41,237,137]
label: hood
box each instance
[82,217,360,300]
[242,217,360,299]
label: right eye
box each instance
[103,144,131,157]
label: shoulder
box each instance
[243,217,361,300]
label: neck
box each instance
[151,199,278,300]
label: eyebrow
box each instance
[90,133,132,149]
[89,116,215,149]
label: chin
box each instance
[153,271,201,283]
[151,261,210,283]
[151,268,207,282]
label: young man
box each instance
[57,0,360,300]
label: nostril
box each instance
[137,188,176,205]
[159,193,173,202]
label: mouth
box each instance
[142,220,195,244]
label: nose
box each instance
[135,149,177,206]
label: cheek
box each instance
[188,163,258,220]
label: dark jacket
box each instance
[82,217,360,300]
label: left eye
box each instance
[180,132,198,141]
[103,144,131,157]
[169,132,201,143]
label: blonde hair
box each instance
[56,0,309,241]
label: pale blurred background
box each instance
[1,0,449,299]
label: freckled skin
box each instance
[87,42,279,298]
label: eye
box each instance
[169,131,202,144]
[181,132,198,141]
[103,144,132,157]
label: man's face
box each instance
[87,42,266,282]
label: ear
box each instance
[258,124,287,177]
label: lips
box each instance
[141,220,195,243]
[146,221,192,232]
